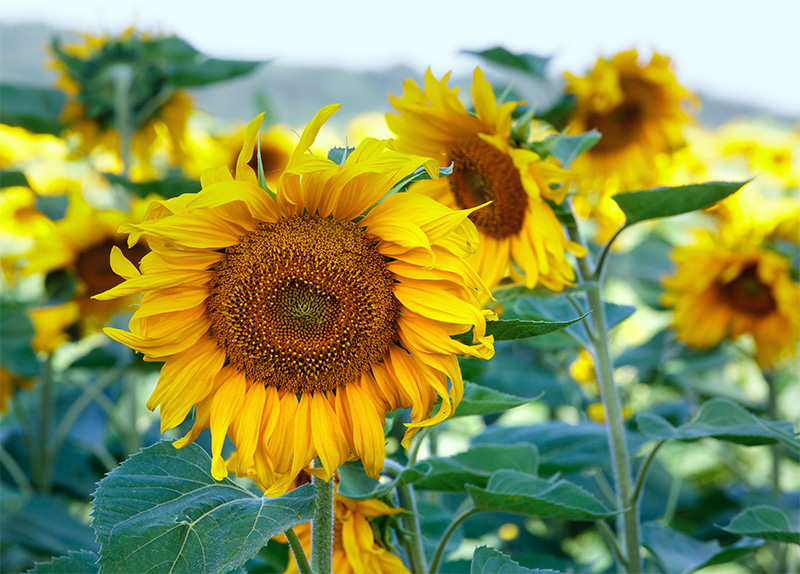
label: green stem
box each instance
[764,370,781,498]
[111,64,135,178]
[630,440,666,507]
[0,444,33,494]
[383,459,427,574]
[12,394,38,485]
[428,505,478,574]
[595,519,625,570]
[285,527,315,574]
[409,426,433,466]
[37,355,54,492]
[310,459,334,574]
[564,198,642,573]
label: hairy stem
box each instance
[310,459,334,574]
[383,459,427,574]
[285,527,315,574]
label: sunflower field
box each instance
[0,24,798,574]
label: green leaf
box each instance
[92,441,316,574]
[612,180,749,227]
[641,521,762,574]
[530,130,600,169]
[464,47,551,79]
[387,163,453,196]
[474,422,647,475]
[471,546,559,574]
[466,470,615,520]
[453,315,588,346]
[104,170,200,199]
[415,444,538,492]
[635,398,800,451]
[336,459,432,501]
[35,193,69,221]
[534,94,576,132]
[0,170,30,188]
[718,506,800,544]
[24,550,99,574]
[0,84,66,135]
[327,146,356,165]
[453,382,537,417]
[0,303,41,377]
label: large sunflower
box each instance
[662,227,799,369]
[96,105,494,494]
[387,67,585,292]
[565,50,692,242]
[277,489,408,574]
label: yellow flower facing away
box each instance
[662,225,800,369]
[565,50,693,242]
[95,105,495,495]
[276,488,409,574]
[51,29,192,172]
[17,191,153,332]
[386,67,585,292]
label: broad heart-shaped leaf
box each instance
[336,459,432,501]
[636,398,800,451]
[612,180,748,227]
[471,546,559,574]
[474,422,647,475]
[414,444,538,492]
[466,470,615,520]
[92,441,316,574]
[24,550,99,574]
[0,303,41,377]
[104,171,200,199]
[641,521,762,574]
[452,315,588,346]
[718,506,800,544]
[0,84,66,135]
[464,47,551,79]
[453,382,537,417]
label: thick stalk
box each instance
[383,459,427,574]
[310,460,334,574]
[285,527,315,574]
[564,200,641,573]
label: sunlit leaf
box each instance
[453,382,537,417]
[464,47,551,79]
[636,398,800,451]
[92,441,316,574]
[718,506,800,544]
[24,550,99,574]
[642,521,762,574]
[466,470,615,520]
[613,181,749,227]
[471,546,559,574]
[336,459,431,501]
[530,130,601,169]
[414,444,539,492]
[453,315,587,346]
[0,84,65,135]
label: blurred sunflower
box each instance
[18,191,152,331]
[662,225,800,369]
[51,29,192,174]
[277,489,408,574]
[565,50,692,242]
[96,105,494,494]
[387,67,584,291]
[717,120,800,189]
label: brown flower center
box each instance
[719,264,776,316]
[584,78,649,154]
[229,142,290,182]
[75,238,149,297]
[207,214,399,393]
[448,135,528,238]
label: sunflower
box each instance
[386,67,584,292]
[96,105,494,494]
[277,489,408,574]
[18,191,152,331]
[51,29,192,173]
[565,50,692,242]
[661,226,800,369]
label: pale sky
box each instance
[2,0,798,117]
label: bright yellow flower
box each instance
[565,50,693,242]
[587,403,633,423]
[717,120,800,189]
[278,491,409,574]
[52,29,192,173]
[569,348,597,389]
[18,191,152,331]
[387,67,584,292]
[96,105,494,494]
[662,227,800,369]
[0,368,33,415]
[29,302,81,354]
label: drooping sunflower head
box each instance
[96,104,495,494]
[51,29,192,167]
[662,227,800,369]
[565,50,692,188]
[386,67,584,291]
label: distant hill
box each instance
[1,23,796,131]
